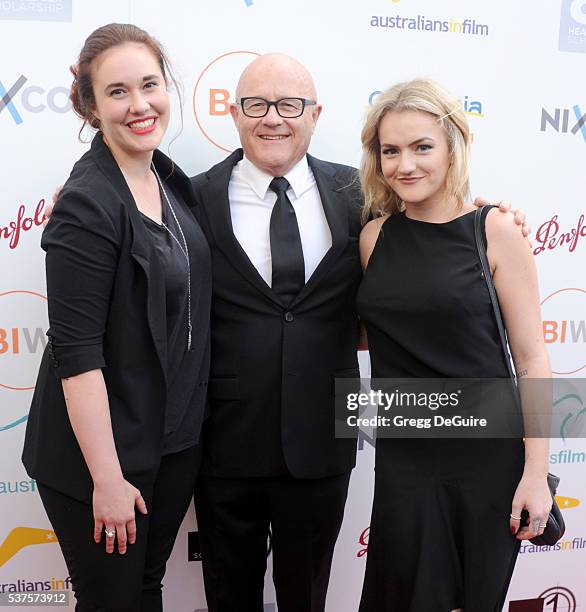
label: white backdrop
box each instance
[1,1,585,610]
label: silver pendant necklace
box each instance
[151,164,192,352]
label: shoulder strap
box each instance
[473,207,516,380]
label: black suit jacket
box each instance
[191,149,362,479]
[22,134,211,503]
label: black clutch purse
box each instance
[474,207,565,547]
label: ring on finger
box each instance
[510,514,521,520]
[105,529,116,538]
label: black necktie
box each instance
[269,177,305,306]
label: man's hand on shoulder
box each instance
[43,185,63,227]
[474,196,531,245]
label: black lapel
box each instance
[201,149,283,307]
[289,154,350,307]
[89,134,168,378]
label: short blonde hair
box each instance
[360,78,471,223]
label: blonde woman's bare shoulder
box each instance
[359,215,389,271]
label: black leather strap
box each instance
[474,207,564,545]
[474,207,515,380]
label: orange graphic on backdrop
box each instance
[541,287,586,375]
[555,495,580,509]
[0,290,47,391]
[192,50,260,153]
[0,527,57,567]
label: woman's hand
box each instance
[92,477,148,554]
[510,472,552,540]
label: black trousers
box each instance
[37,445,201,612]
[194,471,351,612]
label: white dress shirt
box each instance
[228,155,332,286]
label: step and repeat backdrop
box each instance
[1,1,585,610]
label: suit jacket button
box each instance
[284,312,294,322]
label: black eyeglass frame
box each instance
[237,97,317,118]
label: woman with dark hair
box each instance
[356,79,552,611]
[22,23,210,611]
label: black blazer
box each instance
[22,134,211,503]
[191,149,362,479]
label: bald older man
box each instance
[191,53,362,612]
[190,54,528,611]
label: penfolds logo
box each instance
[357,526,369,558]
[0,199,46,250]
[533,213,585,256]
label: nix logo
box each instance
[0,75,71,126]
[540,106,586,144]
[0,528,57,568]
[192,51,260,152]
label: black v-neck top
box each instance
[142,184,211,454]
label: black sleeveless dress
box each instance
[356,209,525,612]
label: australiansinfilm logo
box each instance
[0,0,71,22]
[370,0,489,36]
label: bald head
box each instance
[230,52,322,177]
[235,53,318,101]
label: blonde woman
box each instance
[356,79,551,611]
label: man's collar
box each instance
[239,154,309,199]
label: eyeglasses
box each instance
[238,97,317,118]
